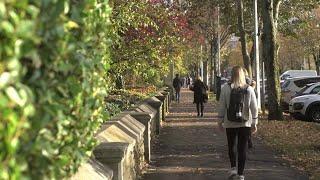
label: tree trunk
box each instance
[210,39,215,91]
[261,0,283,120]
[250,40,255,75]
[308,55,311,70]
[313,53,320,75]
[213,37,219,93]
[318,49,320,74]
[236,0,252,78]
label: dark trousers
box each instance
[226,127,251,175]
[175,90,181,102]
[248,129,253,149]
[196,102,204,116]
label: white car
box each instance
[281,76,320,109]
[289,92,320,122]
[280,70,317,82]
[292,82,320,98]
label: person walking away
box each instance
[190,76,208,117]
[186,75,191,88]
[216,75,222,101]
[173,74,183,103]
[217,66,258,180]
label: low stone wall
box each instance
[71,87,170,180]
[131,101,159,136]
[70,158,113,180]
[95,123,137,180]
[109,114,145,175]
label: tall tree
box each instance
[261,0,283,120]
[109,0,192,87]
[236,0,252,77]
[261,0,320,120]
[296,9,320,74]
[184,0,233,90]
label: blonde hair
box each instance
[196,75,202,81]
[231,66,246,88]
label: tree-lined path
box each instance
[141,89,308,180]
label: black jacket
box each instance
[191,80,208,103]
[173,77,183,91]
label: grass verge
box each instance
[258,117,320,179]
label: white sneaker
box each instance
[228,167,237,179]
[238,175,245,180]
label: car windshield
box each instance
[293,77,320,88]
[297,85,310,94]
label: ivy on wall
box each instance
[0,0,111,179]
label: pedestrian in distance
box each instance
[190,75,208,117]
[217,66,258,180]
[184,76,188,88]
[216,75,222,101]
[187,75,192,88]
[173,74,183,103]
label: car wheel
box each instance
[308,105,320,123]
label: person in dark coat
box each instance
[190,75,208,117]
[173,74,183,103]
[216,75,222,101]
[186,75,191,88]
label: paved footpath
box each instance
[140,89,308,180]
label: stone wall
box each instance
[70,158,113,180]
[71,87,171,180]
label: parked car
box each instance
[281,76,320,109]
[280,70,317,82]
[292,82,320,98]
[289,91,320,122]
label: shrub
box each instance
[0,0,112,179]
[105,89,149,116]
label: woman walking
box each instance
[190,75,208,117]
[217,66,258,180]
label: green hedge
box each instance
[0,0,112,179]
